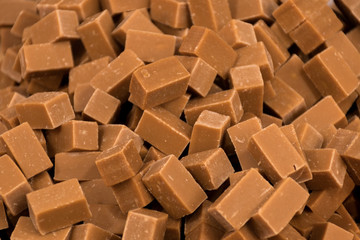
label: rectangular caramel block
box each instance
[29,171,53,191]
[123,208,168,240]
[73,84,95,113]
[70,223,121,240]
[1,122,53,179]
[268,224,306,240]
[100,0,149,15]
[208,168,274,230]
[250,178,309,238]
[11,216,72,240]
[0,0,36,26]
[310,222,354,240]
[10,10,39,38]
[0,155,32,216]
[19,41,74,79]
[342,135,360,185]
[228,0,277,23]
[143,155,207,219]
[0,200,8,230]
[270,22,294,49]
[160,93,190,118]
[329,205,360,235]
[59,0,100,21]
[135,107,191,157]
[81,179,117,205]
[150,0,190,29]
[27,179,92,235]
[222,224,259,240]
[219,19,257,49]
[129,56,190,110]
[179,26,237,79]
[15,92,75,129]
[0,106,20,129]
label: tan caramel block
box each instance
[208,168,273,230]
[37,0,63,18]
[219,19,257,49]
[81,179,117,205]
[0,200,8,230]
[71,223,121,240]
[228,0,277,23]
[123,208,168,240]
[1,47,21,83]
[222,224,259,240]
[96,139,143,186]
[112,9,162,45]
[1,123,52,179]
[342,135,360,185]
[0,88,25,111]
[188,0,231,31]
[54,152,101,181]
[184,89,243,126]
[290,209,326,238]
[329,205,360,234]
[29,171,53,191]
[307,173,354,220]
[15,92,75,129]
[347,26,360,53]
[270,22,293,49]
[185,223,224,240]
[326,129,359,155]
[0,0,36,26]
[100,0,149,15]
[176,56,217,97]
[160,94,190,117]
[179,26,237,79]
[59,0,100,21]
[27,179,92,235]
[129,56,189,109]
[125,30,176,63]
[143,147,166,163]
[46,120,98,156]
[296,122,324,150]
[83,88,120,124]
[73,83,95,112]
[181,148,234,190]
[310,222,354,240]
[248,124,307,184]
[143,155,207,219]
[268,224,306,240]
[230,65,264,117]
[11,216,71,240]
[77,10,119,60]
[339,91,358,114]
[165,217,181,240]
[336,0,360,24]
[28,74,64,95]
[0,106,19,129]
[0,155,32,216]
[346,116,360,132]
[304,47,358,103]
[19,41,74,79]
[10,10,39,38]
[151,0,190,29]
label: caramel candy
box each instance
[37,0,63,18]
[222,224,259,240]
[81,179,117,205]
[10,10,39,38]
[59,0,100,21]
[228,0,277,23]
[0,0,36,26]
[296,122,324,150]
[0,200,8,230]
[100,0,149,15]
[83,89,121,124]
[346,116,360,132]
[143,147,166,163]
[135,107,191,157]
[290,209,326,238]
[218,19,257,49]
[77,10,119,60]
[326,129,359,156]
[27,179,92,235]
[179,26,237,79]
[90,50,144,103]
[189,110,230,154]
[329,205,360,235]
[208,168,273,230]
[46,120,98,156]
[160,93,190,117]
[229,65,264,117]
[310,222,354,240]
[27,74,64,95]
[19,41,74,79]
[0,155,32,215]
[95,139,143,186]
[15,92,75,129]
[336,0,360,24]
[342,135,360,185]
[0,106,20,129]
[1,123,52,179]
[185,223,224,240]
[70,223,121,240]
[165,217,181,240]
[0,88,25,111]
[54,152,101,181]
[181,148,234,190]
[270,22,293,49]
[188,0,231,31]
[123,208,168,240]
[73,84,95,113]
[347,26,360,53]
[143,155,207,219]
[184,89,243,126]
[151,0,190,29]
[268,224,306,240]
[29,171,53,191]
[125,30,176,63]
[2,47,23,83]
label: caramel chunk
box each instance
[100,0,149,15]
[218,19,257,49]
[36,0,63,18]
[73,84,95,113]
[160,94,190,117]
[19,41,74,79]
[270,22,294,49]
[228,0,277,23]
[179,26,237,79]
[0,0,36,26]
[310,222,354,240]
[1,47,21,83]
[77,10,119,60]
[268,224,306,240]
[29,171,53,191]
[27,179,92,235]
[0,155,32,215]
[81,179,117,205]
[59,0,100,21]
[222,224,259,240]
[0,200,7,230]
[135,107,191,157]
[346,26,360,52]
[70,223,121,240]
[1,123,52,179]
[181,148,234,190]
[0,106,20,129]
[185,223,224,240]
[15,92,75,129]
[123,208,168,240]
[150,0,190,29]
[329,204,360,235]
[10,10,39,38]
[208,168,274,230]
[143,146,166,163]
[296,122,324,150]
[342,135,360,185]
[142,155,207,219]
[290,209,326,238]
[165,217,181,240]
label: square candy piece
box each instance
[218,19,257,49]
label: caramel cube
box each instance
[29,171,53,191]
[0,200,8,230]
[296,122,324,150]
[135,107,192,157]
[165,217,181,240]
[95,139,143,186]
[0,155,32,215]
[142,155,207,219]
[150,0,190,29]
[73,83,95,112]
[208,168,274,230]
[81,179,117,205]
[160,94,190,117]
[83,89,121,124]
[1,47,21,83]
[27,179,92,235]
[0,0,36,26]
[272,0,308,33]
[36,0,63,18]
[100,0,149,15]
[181,148,234,190]
[222,224,259,240]
[179,26,237,79]
[189,110,230,154]
[10,10,39,38]
[19,41,74,79]
[15,92,75,129]
[218,19,257,49]
[228,0,277,23]
[270,22,294,49]
[185,223,224,239]
[46,120,99,157]
[229,65,264,117]
[123,208,168,240]
[1,123,52,179]
[129,56,190,110]
[59,0,100,21]
[310,222,354,240]
[70,223,121,240]
[342,136,360,185]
